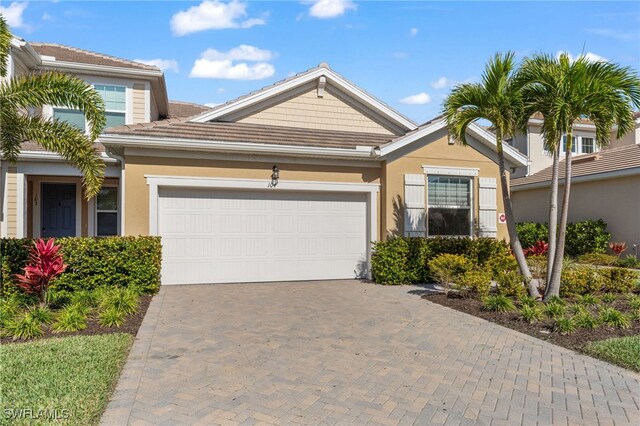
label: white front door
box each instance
[158,187,368,284]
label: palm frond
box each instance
[0,15,10,78]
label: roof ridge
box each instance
[30,42,159,71]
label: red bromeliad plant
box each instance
[523,240,549,257]
[609,242,627,257]
[14,238,67,307]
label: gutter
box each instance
[105,149,126,236]
[511,166,640,191]
[39,59,164,78]
[99,134,379,160]
[14,151,119,163]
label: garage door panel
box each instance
[158,188,368,284]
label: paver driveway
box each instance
[102,281,640,425]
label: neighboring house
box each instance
[1,39,528,285]
[512,132,640,251]
[509,112,640,178]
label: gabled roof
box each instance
[512,144,640,190]
[378,116,528,167]
[190,63,417,133]
[30,43,159,72]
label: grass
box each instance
[586,336,640,372]
[0,333,133,425]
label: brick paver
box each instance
[102,281,640,425]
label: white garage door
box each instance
[158,187,368,284]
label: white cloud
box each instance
[133,58,180,73]
[431,77,452,89]
[307,0,356,19]
[41,12,54,22]
[556,50,608,63]
[409,27,418,36]
[189,45,275,80]
[199,45,273,62]
[399,92,432,105]
[0,2,28,28]
[170,0,266,36]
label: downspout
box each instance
[105,148,126,236]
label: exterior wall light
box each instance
[271,165,279,187]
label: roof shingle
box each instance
[30,43,159,71]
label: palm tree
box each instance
[443,52,540,299]
[0,15,106,197]
[519,52,640,299]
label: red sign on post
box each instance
[498,213,507,224]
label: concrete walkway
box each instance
[102,281,640,425]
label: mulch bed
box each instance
[421,293,640,353]
[1,294,154,345]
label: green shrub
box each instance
[483,295,515,313]
[495,270,525,298]
[70,289,100,308]
[565,219,610,256]
[544,302,566,319]
[516,222,548,249]
[455,269,492,299]
[578,253,618,266]
[428,254,472,294]
[519,305,543,323]
[560,265,604,296]
[526,255,547,281]
[628,295,640,310]
[574,312,598,329]
[518,295,537,307]
[569,304,588,316]
[602,268,639,293]
[27,306,54,325]
[98,307,126,328]
[487,253,519,279]
[0,298,20,326]
[599,307,631,329]
[47,290,72,309]
[371,238,412,285]
[631,308,640,321]
[3,312,44,339]
[601,293,617,304]
[616,255,640,269]
[1,237,162,297]
[546,295,565,305]
[554,317,576,334]
[53,306,88,333]
[99,288,139,315]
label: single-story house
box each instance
[2,39,528,284]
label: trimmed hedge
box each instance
[560,264,640,296]
[516,219,611,256]
[0,237,162,298]
[371,237,510,285]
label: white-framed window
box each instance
[52,84,127,131]
[96,187,118,236]
[561,135,597,155]
[427,175,472,237]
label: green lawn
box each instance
[586,335,640,372]
[0,333,133,425]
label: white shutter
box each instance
[404,174,426,237]
[478,177,497,238]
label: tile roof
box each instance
[168,101,212,118]
[20,140,105,153]
[512,144,640,187]
[103,121,394,149]
[30,43,159,71]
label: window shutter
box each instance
[478,177,497,238]
[404,174,426,237]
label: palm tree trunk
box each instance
[546,146,560,287]
[546,134,573,299]
[496,131,540,299]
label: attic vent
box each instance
[317,76,326,98]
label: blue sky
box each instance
[3,1,639,123]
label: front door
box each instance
[41,183,77,237]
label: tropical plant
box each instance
[628,295,640,310]
[518,294,537,307]
[52,305,88,333]
[601,293,617,304]
[27,306,54,325]
[598,307,631,329]
[495,270,526,298]
[455,269,493,299]
[609,242,627,256]
[482,295,516,313]
[543,301,566,319]
[519,305,543,324]
[428,254,472,295]
[574,311,598,330]
[523,241,548,257]
[554,317,576,334]
[518,52,640,300]
[3,311,44,339]
[576,294,599,307]
[0,15,106,197]
[443,51,538,298]
[14,238,67,307]
[99,287,138,315]
[98,307,126,328]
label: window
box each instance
[94,85,126,128]
[427,176,472,237]
[52,108,86,131]
[96,187,118,236]
[561,135,598,155]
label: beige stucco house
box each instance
[511,113,640,251]
[1,39,528,285]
